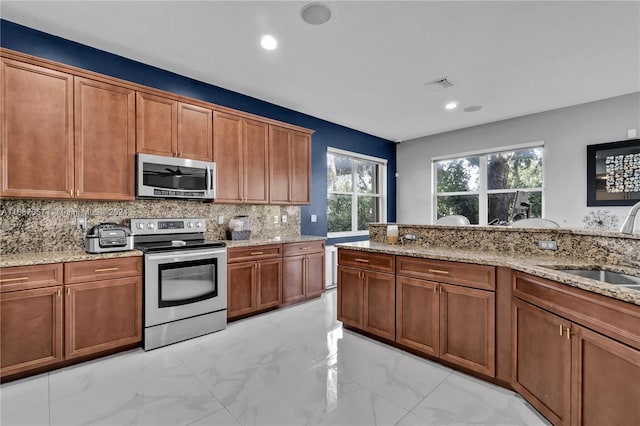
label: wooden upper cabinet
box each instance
[213,113,268,204]
[291,131,311,205]
[243,119,269,203]
[177,102,212,161]
[74,77,135,200]
[268,125,311,205]
[1,59,74,199]
[137,92,212,161]
[136,91,177,157]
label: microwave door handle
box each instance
[206,166,212,190]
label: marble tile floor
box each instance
[1,290,550,426]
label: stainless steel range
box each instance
[131,217,227,350]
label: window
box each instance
[434,144,543,225]
[327,148,387,236]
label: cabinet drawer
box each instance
[228,244,282,263]
[0,263,63,292]
[396,256,495,291]
[512,271,640,351]
[283,240,325,257]
[64,257,142,284]
[338,249,394,273]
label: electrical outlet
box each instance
[538,240,557,250]
[273,215,279,224]
[217,215,224,225]
[311,214,317,223]
[76,215,86,231]
[281,215,287,223]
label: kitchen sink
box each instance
[557,269,640,287]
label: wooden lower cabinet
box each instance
[572,325,640,426]
[0,286,64,377]
[512,298,573,426]
[282,243,325,304]
[227,258,282,319]
[65,276,142,359]
[440,284,495,377]
[396,276,439,356]
[337,265,395,340]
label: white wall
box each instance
[396,93,640,229]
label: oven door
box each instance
[144,247,227,327]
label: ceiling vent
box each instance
[424,77,454,91]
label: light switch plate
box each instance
[273,215,279,224]
[281,215,287,223]
[217,215,224,225]
[311,214,317,222]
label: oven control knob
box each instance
[136,223,145,229]
[188,222,194,228]
[196,222,202,228]
[148,223,155,230]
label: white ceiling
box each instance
[2,1,639,142]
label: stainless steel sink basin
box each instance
[558,269,640,288]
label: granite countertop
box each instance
[1,236,326,268]
[336,240,640,306]
[224,235,326,248]
[0,249,144,268]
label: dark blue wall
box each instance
[1,19,396,244]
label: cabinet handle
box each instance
[433,285,437,293]
[428,269,450,275]
[300,247,311,250]
[0,276,29,283]
[95,267,119,273]
[57,289,61,297]
[355,258,370,263]
[559,324,563,336]
[251,252,264,255]
[67,288,70,296]
[564,327,572,340]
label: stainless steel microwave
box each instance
[136,153,216,200]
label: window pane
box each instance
[356,160,378,194]
[488,191,543,223]
[436,157,480,192]
[327,153,352,192]
[327,194,352,232]
[487,148,543,190]
[357,196,378,230]
[436,195,479,224]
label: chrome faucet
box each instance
[620,201,640,234]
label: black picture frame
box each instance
[586,138,640,206]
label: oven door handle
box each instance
[146,249,225,262]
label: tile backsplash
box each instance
[0,199,300,254]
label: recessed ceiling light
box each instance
[464,105,483,112]
[301,3,331,25]
[260,35,278,50]
[445,102,458,110]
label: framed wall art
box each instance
[587,138,640,206]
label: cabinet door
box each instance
[396,276,439,357]
[213,111,243,202]
[1,286,63,377]
[227,261,256,319]
[363,270,395,340]
[282,255,306,305]
[74,77,135,200]
[512,298,571,426]
[440,284,495,377]
[290,131,310,204]
[65,277,142,359]
[305,252,325,299]
[1,59,74,198]
[269,125,291,204]
[337,265,363,329]
[256,258,282,310]
[243,119,269,204]
[177,102,212,161]
[572,325,640,426]
[136,92,177,157]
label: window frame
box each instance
[432,141,545,225]
[327,147,388,238]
